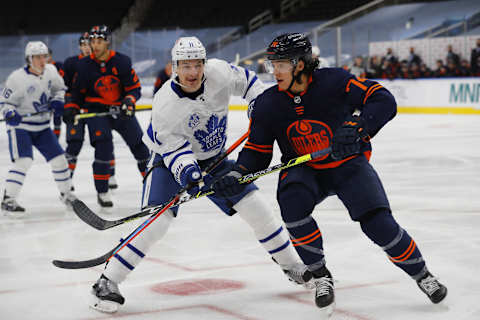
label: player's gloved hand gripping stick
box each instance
[52,146,331,270]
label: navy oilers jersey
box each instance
[237,68,397,172]
[66,50,141,111]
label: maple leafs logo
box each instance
[32,93,50,112]
[193,114,227,152]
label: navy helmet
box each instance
[89,25,111,41]
[266,33,312,61]
[79,31,90,45]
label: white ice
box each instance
[0,111,479,320]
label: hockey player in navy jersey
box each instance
[64,25,149,207]
[0,41,77,216]
[213,33,447,313]
[47,48,64,139]
[88,36,310,313]
[62,32,117,191]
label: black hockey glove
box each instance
[331,115,370,160]
[62,106,79,124]
[120,97,135,119]
[212,165,248,198]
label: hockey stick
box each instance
[52,146,331,269]
[73,105,152,125]
[71,132,250,231]
[0,110,50,122]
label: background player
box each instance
[64,25,149,207]
[88,36,310,313]
[62,32,117,191]
[0,41,77,216]
[47,48,65,138]
[213,33,447,314]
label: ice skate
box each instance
[281,262,314,289]
[97,192,113,208]
[90,275,124,313]
[417,271,447,304]
[2,192,26,218]
[312,268,335,317]
[108,176,118,190]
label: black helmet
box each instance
[78,32,90,45]
[89,25,111,41]
[266,33,312,61]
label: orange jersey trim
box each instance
[85,97,121,106]
[124,82,141,92]
[363,84,383,105]
[93,174,110,180]
[244,141,273,154]
[65,103,80,110]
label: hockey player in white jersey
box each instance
[0,41,77,216]
[89,36,311,313]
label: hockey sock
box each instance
[103,209,174,284]
[4,157,32,199]
[109,158,115,177]
[93,159,110,193]
[278,184,325,272]
[233,191,301,266]
[49,154,72,194]
[360,208,427,280]
[65,153,77,177]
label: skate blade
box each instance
[318,302,335,319]
[3,210,27,219]
[90,296,120,313]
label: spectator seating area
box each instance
[0,0,479,83]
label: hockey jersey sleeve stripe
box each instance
[245,141,272,150]
[162,141,190,158]
[166,150,194,172]
[242,67,258,99]
[65,102,80,110]
[124,82,141,92]
[362,84,383,105]
[244,145,273,153]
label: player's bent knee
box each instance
[12,157,33,172]
[359,207,399,246]
[49,154,68,170]
[278,183,316,223]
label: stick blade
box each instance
[72,199,108,230]
[52,249,115,269]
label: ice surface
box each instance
[0,111,479,319]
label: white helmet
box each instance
[25,41,49,60]
[171,36,206,72]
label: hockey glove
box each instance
[50,100,64,117]
[63,106,79,124]
[212,165,248,198]
[120,97,135,120]
[4,109,22,126]
[179,163,203,196]
[331,115,370,160]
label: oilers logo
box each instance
[286,120,332,160]
[94,75,122,103]
[193,114,227,152]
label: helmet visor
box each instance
[264,59,295,74]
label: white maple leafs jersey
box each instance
[143,58,266,181]
[0,64,66,131]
